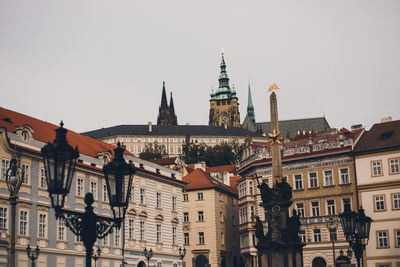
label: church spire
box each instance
[247,83,255,123]
[160,81,168,109]
[218,52,230,89]
[169,92,175,115]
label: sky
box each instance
[1,0,399,133]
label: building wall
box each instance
[355,150,400,267]
[0,128,184,267]
[182,188,239,267]
[209,98,240,128]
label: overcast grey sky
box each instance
[1,0,399,133]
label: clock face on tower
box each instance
[221,115,227,124]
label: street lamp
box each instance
[26,245,40,267]
[6,154,24,267]
[41,122,136,267]
[326,216,338,267]
[178,247,186,267]
[339,204,373,267]
[143,247,153,267]
[93,247,101,267]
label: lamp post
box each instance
[93,247,101,267]
[41,122,136,267]
[143,247,153,267]
[326,216,338,267]
[178,247,186,267]
[339,204,372,267]
[6,154,24,267]
[26,245,40,267]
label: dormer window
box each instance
[15,125,34,142]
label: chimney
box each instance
[148,121,152,132]
[351,124,363,130]
[194,162,206,172]
[381,116,392,123]
[222,171,230,186]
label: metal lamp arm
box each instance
[55,207,119,238]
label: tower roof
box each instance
[160,81,168,108]
[247,83,255,123]
[210,52,238,101]
[169,92,175,115]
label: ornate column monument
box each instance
[255,83,304,267]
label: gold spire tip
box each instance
[268,82,279,92]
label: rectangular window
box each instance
[249,181,253,195]
[128,185,134,203]
[375,195,386,211]
[140,221,145,240]
[57,218,65,240]
[327,200,335,215]
[299,230,306,243]
[343,198,351,210]
[172,226,177,244]
[140,188,146,204]
[1,159,10,180]
[199,232,205,244]
[311,202,320,217]
[114,227,121,247]
[294,174,303,189]
[22,163,29,184]
[157,224,162,243]
[340,168,350,184]
[128,219,134,239]
[372,161,382,176]
[313,229,321,242]
[395,230,400,247]
[90,181,97,200]
[19,210,28,236]
[156,192,162,208]
[103,183,108,202]
[184,232,190,245]
[324,170,333,186]
[76,234,83,243]
[221,232,224,245]
[389,158,400,174]
[197,192,203,200]
[393,193,400,209]
[77,177,84,197]
[183,212,189,222]
[102,235,109,246]
[377,231,389,248]
[198,211,204,221]
[40,168,47,189]
[309,172,318,188]
[172,196,177,211]
[183,194,188,202]
[38,213,47,238]
[296,203,305,217]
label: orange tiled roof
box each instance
[183,168,237,196]
[0,107,119,158]
[150,157,177,165]
[206,164,236,173]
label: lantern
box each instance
[103,142,135,225]
[356,208,373,241]
[41,122,79,210]
[339,203,358,241]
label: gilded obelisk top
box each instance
[268,83,283,184]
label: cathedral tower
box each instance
[209,53,240,127]
[157,81,178,125]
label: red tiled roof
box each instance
[150,157,177,165]
[229,175,241,192]
[182,168,237,196]
[354,120,400,153]
[206,164,236,174]
[0,107,119,158]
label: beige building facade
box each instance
[182,166,240,267]
[354,119,400,267]
[236,128,364,267]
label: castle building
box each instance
[209,53,240,128]
[236,127,364,267]
[157,82,177,126]
[0,107,185,267]
[353,118,400,267]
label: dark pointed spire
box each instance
[247,82,255,123]
[160,81,168,109]
[169,92,175,115]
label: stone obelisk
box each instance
[268,82,283,184]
